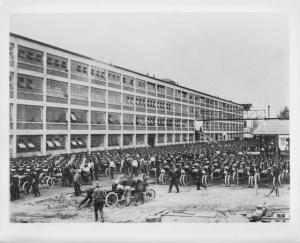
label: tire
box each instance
[144,188,156,202]
[23,181,32,194]
[105,192,118,207]
[182,175,187,186]
[46,178,54,189]
[161,174,166,184]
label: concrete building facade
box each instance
[9,33,244,158]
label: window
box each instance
[175,134,181,142]
[46,107,67,123]
[157,117,165,126]
[123,75,134,86]
[166,87,173,96]
[157,85,165,94]
[17,135,41,152]
[175,119,181,127]
[147,82,156,92]
[108,71,121,83]
[147,116,156,126]
[123,114,134,125]
[108,112,121,125]
[91,66,106,81]
[175,103,181,113]
[158,134,164,143]
[108,91,121,104]
[91,111,106,124]
[70,109,88,123]
[123,94,134,106]
[9,43,14,66]
[91,88,106,103]
[123,134,133,146]
[9,72,14,91]
[167,119,173,127]
[135,96,145,107]
[147,98,156,108]
[17,73,43,94]
[136,79,145,89]
[136,116,146,126]
[46,79,68,98]
[71,60,88,76]
[136,134,145,145]
[71,84,88,101]
[46,135,66,150]
[91,134,105,148]
[47,54,68,72]
[18,45,43,66]
[175,90,181,98]
[17,105,42,122]
[108,134,120,146]
[71,134,87,148]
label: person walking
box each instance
[168,167,180,193]
[79,186,94,209]
[93,183,105,222]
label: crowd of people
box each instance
[10,138,290,203]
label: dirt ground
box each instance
[10,177,290,223]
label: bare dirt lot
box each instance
[10,178,289,223]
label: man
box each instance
[93,183,105,222]
[79,186,94,209]
[195,167,206,190]
[10,171,20,201]
[132,158,138,177]
[168,167,180,193]
[109,159,116,179]
[135,178,145,204]
[73,169,82,196]
[266,165,280,197]
[31,170,40,197]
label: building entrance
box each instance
[147,134,155,146]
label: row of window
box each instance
[15,133,195,153]
[13,104,196,127]
[11,44,243,111]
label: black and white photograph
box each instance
[1,0,300,242]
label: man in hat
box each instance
[168,166,180,193]
[93,182,105,222]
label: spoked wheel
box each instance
[144,188,156,202]
[46,177,54,189]
[105,192,118,208]
[23,181,32,194]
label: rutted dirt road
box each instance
[10,178,289,223]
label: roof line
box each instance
[10,32,242,106]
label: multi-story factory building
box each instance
[9,33,244,158]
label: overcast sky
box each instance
[10,13,289,116]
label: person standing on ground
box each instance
[109,159,116,179]
[132,158,138,177]
[31,170,41,197]
[168,167,180,193]
[93,183,105,222]
[73,169,82,196]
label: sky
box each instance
[10,13,289,116]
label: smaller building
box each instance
[253,119,289,152]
